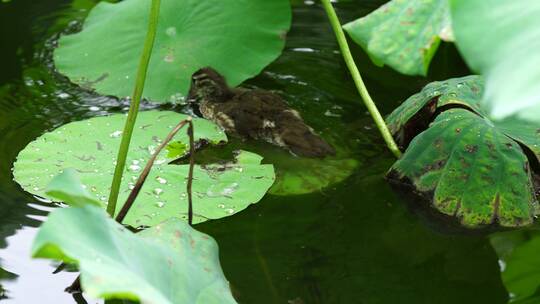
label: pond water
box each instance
[0,0,526,303]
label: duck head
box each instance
[187,67,233,104]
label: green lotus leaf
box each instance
[386,75,484,137]
[490,229,540,304]
[389,109,538,228]
[45,168,103,208]
[13,111,275,226]
[491,231,540,303]
[387,76,540,228]
[343,0,453,76]
[54,0,291,102]
[450,0,540,122]
[194,137,359,196]
[267,147,358,196]
[32,205,237,303]
[386,75,540,162]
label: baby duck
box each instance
[187,67,335,158]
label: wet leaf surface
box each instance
[54,0,291,102]
[344,0,453,76]
[387,76,540,228]
[13,111,275,226]
[389,109,538,228]
[386,75,484,138]
[44,168,103,208]
[32,205,237,304]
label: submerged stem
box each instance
[107,0,162,216]
[320,0,402,159]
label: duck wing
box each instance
[211,90,335,158]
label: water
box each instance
[0,0,518,303]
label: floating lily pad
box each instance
[386,76,540,228]
[267,147,358,196]
[343,0,453,76]
[13,111,275,226]
[194,136,359,196]
[450,0,540,122]
[54,0,291,102]
[32,205,237,303]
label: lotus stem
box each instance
[107,0,162,216]
[320,0,402,158]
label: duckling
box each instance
[187,67,335,158]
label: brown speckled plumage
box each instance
[187,67,335,158]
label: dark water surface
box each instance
[0,0,512,303]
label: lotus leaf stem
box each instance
[107,0,162,215]
[321,0,402,158]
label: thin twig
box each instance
[186,120,195,226]
[115,119,190,223]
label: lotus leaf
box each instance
[45,168,103,208]
[54,0,291,102]
[343,0,453,76]
[491,231,540,303]
[387,76,540,228]
[450,0,540,121]
[32,205,237,303]
[13,111,275,226]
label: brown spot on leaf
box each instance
[420,159,446,175]
[453,199,462,217]
[75,155,96,161]
[433,138,442,149]
[459,156,470,168]
[465,145,478,153]
[400,21,415,26]
[481,174,494,183]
